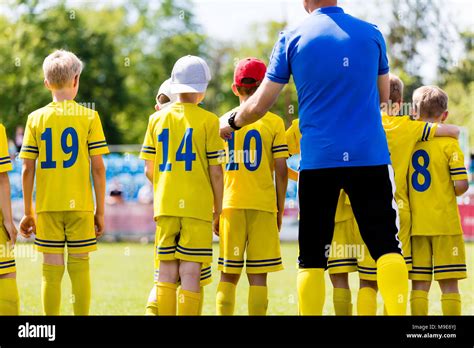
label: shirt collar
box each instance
[313,6,344,15]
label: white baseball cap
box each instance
[170,55,211,94]
[157,78,177,106]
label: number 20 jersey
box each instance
[20,100,109,213]
[222,108,289,213]
[140,103,225,222]
[409,137,468,236]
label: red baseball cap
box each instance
[234,58,267,88]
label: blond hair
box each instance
[412,86,448,119]
[43,49,83,89]
[389,73,404,103]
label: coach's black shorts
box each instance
[298,165,401,269]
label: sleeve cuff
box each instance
[89,147,110,156]
[19,151,38,160]
[139,152,156,161]
[0,163,13,173]
[266,73,290,85]
[207,150,226,166]
[378,67,390,75]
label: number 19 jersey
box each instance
[409,137,468,236]
[222,109,289,213]
[20,100,109,213]
[140,103,225,222]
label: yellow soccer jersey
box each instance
[20,100,109,213]
[284,119,352,222]
[382,113,438,212]
[140,103,225,222]
[0,124,13,223]
[222,109,288,212]
[409,137,467,236]
[286,119,300,156]
[0,124,13,174]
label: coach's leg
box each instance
[344,165,408,315]
[42,253,65,315]
[298,169,341,315]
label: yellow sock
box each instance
[333,288,352,316]
[441,293,461,315]
[198,287,204,315]
[297,268,325,315]
[248,285,268,315]
[376,253,408,315]
[67,256,91,315]
[0,278,20,315]
[42,263,65,315]
[177,288,200,316]
[410,290,429,315]
[357,287,377,315]
[145,302,158,316]
[157,282,177,315]
[216,282,236,315]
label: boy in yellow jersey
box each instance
[286,119,357,316]
[216,58,288,316]
[19,50,109,315]
[0,124,19,315]
[140,55,224,316]
[355,75,460,315]
[409,86,469,315]
[144,79,212,315]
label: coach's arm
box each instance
[220,79,285,139]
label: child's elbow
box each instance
[455,180,469,196]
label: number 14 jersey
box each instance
[140,103,225,222]
[221,108,289,213]
[409,137,468,236]
[20,100,109,213]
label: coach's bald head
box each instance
[303,0,338,13]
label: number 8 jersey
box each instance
[20,100,109,212]
[221,108,289,212]
[409,137,468,236]
[140,103,225,222]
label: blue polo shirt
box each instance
[267,6,391,170]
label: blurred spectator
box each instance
[106,180,125,205]
[137,181,153,204]
[14,126,24,153]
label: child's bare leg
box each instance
[357,279,378,315]
[177,261,201,315]
[439,279,461,315]
[42,253,65,315]
[247,273,268,315]
[330,273,352,315]
[68,252,91,315]
[216,272,240,315]
[156,260,179,315]
[411,280,431,315]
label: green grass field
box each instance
[15,242,473,315]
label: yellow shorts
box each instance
[356,210,412,281]
[0,224,15,275]
[327,218,358,274]
[218,209,283,275]
[409,234,467,281]
[155,216,213,264]
[153,237,212,286]
[35,212,97,254]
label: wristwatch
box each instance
[228,112,241,131]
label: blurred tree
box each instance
[0,0,207,144]
[387,0,457,99]
[209,21,299,126]
[440,32,474,148]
